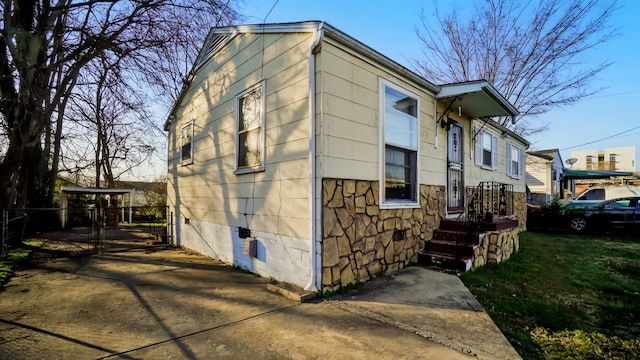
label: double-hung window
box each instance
[180,122,194,165]
[475,129,497,169]
[507,142,524,178]
[380,80,419,207]
[235,82,265,173]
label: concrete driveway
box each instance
[0,241,478,359]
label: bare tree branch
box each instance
[414,0,619,136]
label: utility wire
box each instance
[263,0,280,22]
[560,126,640,151]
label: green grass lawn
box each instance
[0,239,44,288]
[460,231,640,359]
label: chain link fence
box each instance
[1,206,170,259]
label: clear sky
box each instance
[240,0,640,170]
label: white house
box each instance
[526,149,564,205]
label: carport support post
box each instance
[1,209,6,260]
[128,191,132,225]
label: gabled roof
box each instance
[527,149,561,161]
[164,21,521,132]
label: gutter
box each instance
[321,22,440,94]
[305,24,324,292]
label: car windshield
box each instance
[603,199,631,208]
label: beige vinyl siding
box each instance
[316,41,443,185]
[465,120,527,193]
[167,32,313,239]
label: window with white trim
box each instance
[380,80,419,206]
[475,129,497,169]
[235,82,265,173]
[507,142,524,178]
[180,122,194,165]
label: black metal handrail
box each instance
[467,182,514,224]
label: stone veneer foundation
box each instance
[321,178,528,293]
[321,179,446,293]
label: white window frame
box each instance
[180,121,194,165]
[379,79,420,209]
[507,142,524,178]
[234,81,266,174]
[474,128,498,170]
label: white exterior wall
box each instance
[167,32,314,287]
[526,152,563,204]
[571,149,600,170]
[526,154,551,198]
[605,146,636,172]
[571,147,636,172]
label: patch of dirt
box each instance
[28,227,165,263]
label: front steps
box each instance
[418,218,518,273]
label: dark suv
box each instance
[569,197,640,232]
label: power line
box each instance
[560,126,640,151]
[263,0,280,22]
[580,90,640,100]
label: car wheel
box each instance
[570,216,587,232]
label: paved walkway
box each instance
[0,242,519,359]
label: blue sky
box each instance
[241,0,640,169]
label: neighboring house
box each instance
[164,21,529,293]
[571,146,637,172]
[526,149,564,205]
[114,181,167,207]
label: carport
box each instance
[562,169,634,197]
[59,186,135,229]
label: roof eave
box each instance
[163,21,444,131]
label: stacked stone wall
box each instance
[321,178,527,292]
[471,228,520,269]
[321,179,445,293]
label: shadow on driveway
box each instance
[0,236,477,359]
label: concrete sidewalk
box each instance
[0,245,519,359]
[331,267,521,360]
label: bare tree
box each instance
[414,0,619,136]
[0,0,241,212]
[64,56,158,189]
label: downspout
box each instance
[305,24,324,292]
[434,99,439,149]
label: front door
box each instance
[447,121,464,213]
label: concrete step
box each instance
[423,239,475,258]
[433,228,482,243]
[417,251,472,273]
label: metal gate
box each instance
[447,121,465,213]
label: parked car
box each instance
[563,185,640,210]
[569,197,640,232]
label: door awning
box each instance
[437,80,518,122]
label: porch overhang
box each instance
[437,80,519,123]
